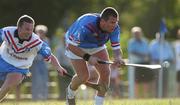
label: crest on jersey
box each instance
[25,47,31,52]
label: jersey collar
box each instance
[14,29,32,44]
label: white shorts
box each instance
[65,45,107,59]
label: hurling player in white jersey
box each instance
[0,15,67,102]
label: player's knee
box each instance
[98,83,109,93]
[78,74,89,83]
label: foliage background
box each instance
[0,0,179,38]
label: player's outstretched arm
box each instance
[38,42,67,76]
[50,54,67,76]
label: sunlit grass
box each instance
[1,98,180,105]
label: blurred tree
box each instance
[0,0,179,38]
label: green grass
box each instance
[1,99,180,105]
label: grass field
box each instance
[1,99,180,105]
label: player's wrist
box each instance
[83,53,91,61]
[114,56,122,61]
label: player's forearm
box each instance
[68,44,87,58]
[112,48,123,60]
[50,54,63,69]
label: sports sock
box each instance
[67,84,76,99]
[94,95,104,105]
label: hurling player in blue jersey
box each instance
[0,15,67,102]
[65,7,124,105]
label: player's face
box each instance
[18,22,34,40]
[101,16,118,33]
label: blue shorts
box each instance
[0,56,30,81]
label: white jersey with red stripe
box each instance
[0,26,43,69]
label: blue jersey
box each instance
[66,13,121,50]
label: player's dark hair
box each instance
[17,15,35,27]
[100,7,119,21]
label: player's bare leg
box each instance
[0,73,23,102]
[66,59,89,105]
[94,49,110,105]
[70,60,89,90]
[66,49,110,105]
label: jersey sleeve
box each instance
[66,25,89,46]
[109,26,121,50]
[37,42,52,62]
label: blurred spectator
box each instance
[55,36,74,100]
[109,64,121,98]
[128,26,154,98]
[30,25,49,100]
[149,32,174,97]
[173,29,180,97]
